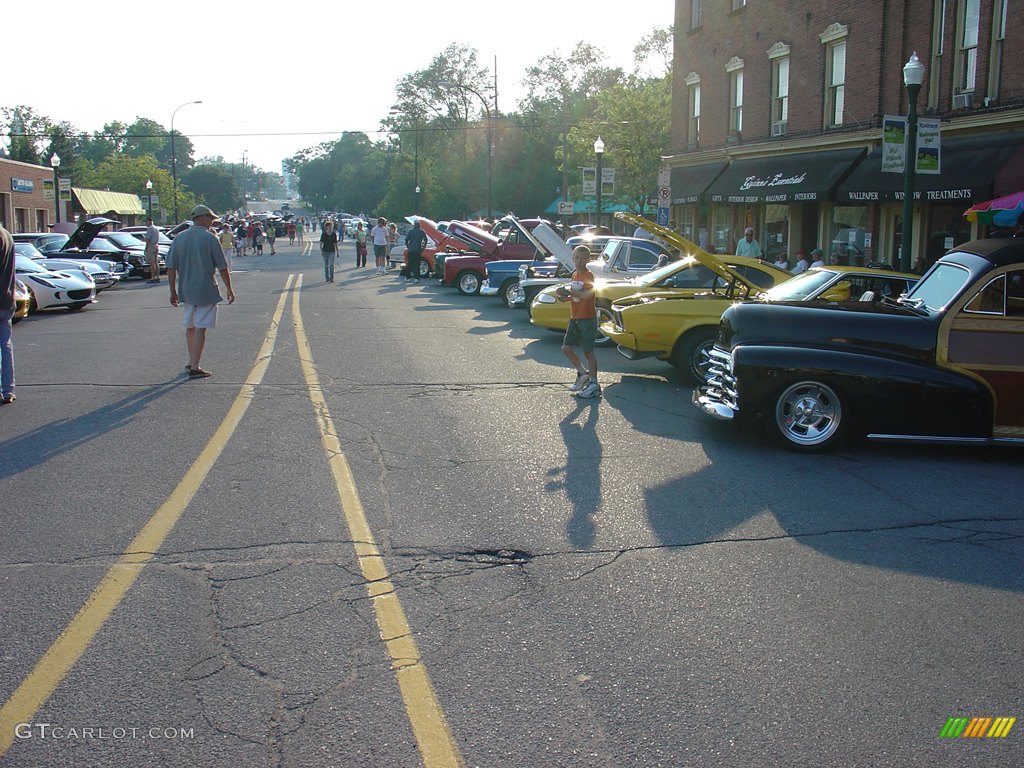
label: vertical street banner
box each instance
[915,118,941,174]
[582,167,597,196]
[881,116,907,173]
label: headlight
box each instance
[29,275,57,288]
[536,292,557,304]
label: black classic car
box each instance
[694,238,1024,451]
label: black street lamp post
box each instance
[50,153,60,224]
[170,100,201,223]
[146,179,153,221]
[594,137,605,230]
[900,53,925,272]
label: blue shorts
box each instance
[563,317,598,352]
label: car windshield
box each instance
[14,243,44,258]
[903,263,973,311]
[634,258,698,287]
[764,270,837,301]
[102,233,142,247]
[14,255,50,274]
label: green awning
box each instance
[73,188,146,216]
[543,197,634,214]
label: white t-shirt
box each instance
[810,259,826,268]
[371,225,389,246]
[792,259,809,274]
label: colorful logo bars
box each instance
[940,717,1016,738]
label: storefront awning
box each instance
[706,148,865,204]
[73,188,146,216]
[670,162,728,204]
[836,132,1024,204]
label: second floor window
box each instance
[730,69,744,134]
[825,41,846,126]
[732,0,747,9]
[772,56,790,124]
[689,83,701,143]
[691,0,702,29]
[958,0,980,92]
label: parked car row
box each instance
[402,211,1023,454]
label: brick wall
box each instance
[0,158,60,233]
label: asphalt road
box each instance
[1,235,1022,767]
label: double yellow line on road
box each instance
[0,275,462,767]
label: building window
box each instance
[956,0,980,92]
[691,0,702,29]
[768,43,791,130]
[987,0,1007,101]
[725,57,744,135]
[732,0,747,9]
[820,23,848,127]
[928,0,947,108]
[689,84,701,144]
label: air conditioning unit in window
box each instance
[771,120,787,137]
[952,92,973,109]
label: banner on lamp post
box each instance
[43,179,55,200]
[881,116,907,173]
[582,167,596,196]
[915,118,941,174]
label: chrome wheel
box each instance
[456,270,481,295]
[501,279,520,307]
[595,305,615,346]
[774,380,844,450]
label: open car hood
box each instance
[445,220,501,256]
[404,215,473,252]
[63,217,120,250]
[615,211,765,296]
[529,222,575,269]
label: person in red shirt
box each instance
[557,246,600,398]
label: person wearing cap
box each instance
[809,248,826,268]
[735,227,763,258]
[166,205,235,378]
[773,252,790,271]
[144,217,162,283]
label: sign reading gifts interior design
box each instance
[712,172,813,203]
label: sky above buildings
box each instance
[10,0,673,173]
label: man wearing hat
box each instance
[791,249,810,274]
[166,205,235,378]
[809,248,826,268]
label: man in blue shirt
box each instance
[167,205,235,378]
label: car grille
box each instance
[67,289,93,300]
[698,347,739,412]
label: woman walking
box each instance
[320,220,339,282]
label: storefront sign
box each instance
[11,178,34,193]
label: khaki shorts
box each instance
[182,304,218,329]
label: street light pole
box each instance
[170,100,202,223]
[49,153,60,224]
[146,179,153,222]
[594,137,605,231]
[900,53,925,272]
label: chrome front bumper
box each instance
[692,347,739,420]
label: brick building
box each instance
[668,0,1023,268]
[0,158,65,233]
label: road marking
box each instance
[290,275,464,767]
[302,240,312,257]
[0,276,295,757]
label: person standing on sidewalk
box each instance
[404,219,427,283]
[167,205,235,379]
[558,245,601,399]
[319,220,339,282]
[144,217,162,283]
[0,225,16,404]
[370,217,389,275]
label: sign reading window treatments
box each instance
[882,115,941,174]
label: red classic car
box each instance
[441,217,549,294]
[395,216,475,278]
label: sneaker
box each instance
[569,372,589,392]
[412,278,420,283]
[1,394,14,404]
[188,367,212,379]
[576,380,601,398]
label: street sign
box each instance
[558,201,573,215]
[658,187,671,205]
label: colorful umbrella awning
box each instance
[964,191,1024,226]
